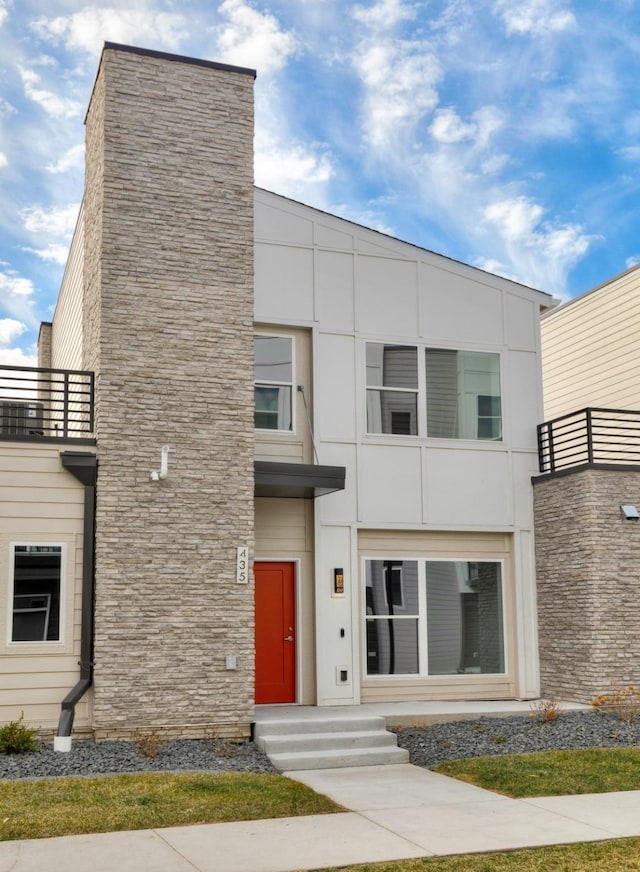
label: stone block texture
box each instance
[534,468,640,702]
[83,46,255,735]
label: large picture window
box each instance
[365,343,502,441]
[364,559,505,677]
[254,335,293,431]
[11,545,62,643]
[366,343,418,436]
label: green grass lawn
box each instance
[3,744,640,872]
[317,838,640,871]
[0,771,342,842]
[433,747,640,797]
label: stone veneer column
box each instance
[534,468,640,702]
[83,45,255,737]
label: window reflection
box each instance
[366,344,418,435]
[426,349,501,440]
[426,561,504,675]
[254,336,293,431]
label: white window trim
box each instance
[254,332,296,434]
[362,556,507,679]
[6,541,68,650]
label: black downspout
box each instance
[58,452,97,737]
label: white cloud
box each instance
[484,197,544,241]
[354,40,441,147]
[618,145,640,162]
[430,108,476,144]
[19,68,82,118]
[31,7,188,56]
[0,347,38,368]
[430,106,503,147]
[255,128,333,206]
[352,0,416,29]
[493,0,576,37]
[0,271,34,299]
[0,0,8,28]
[0,318,26,346]
[216,0,298,75]
[46,144,85,174]
[20,204,78,238]
[0,271,37,332]
[0,152,7,168]
[625,255,640,269]
[351,0,441,148]
[482,196,591,291]
[23,244,70,265]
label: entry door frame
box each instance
[254,557,301,705]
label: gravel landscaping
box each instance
[2,710,639,780]
[0,737,275,781]
[393,710,640,767]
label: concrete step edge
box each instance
[269,746,410,771]
[258,730,397,753]
[254,716,386,738]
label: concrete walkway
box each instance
[2,763,640,872]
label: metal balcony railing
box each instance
[0,365,94,440]
[538,407,640,474]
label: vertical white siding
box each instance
[51,203,84,372]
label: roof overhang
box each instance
[254,460,345,499]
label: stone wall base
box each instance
[92,721,252,742]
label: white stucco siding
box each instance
[254,188,549,704]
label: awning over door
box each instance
[254,460,345,499]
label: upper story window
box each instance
[365,343,418,435]
[425,349,501,441]
[254,335,293,431]
[10,545,62,643]
[364,342,502,442]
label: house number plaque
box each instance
[236,546,249,584]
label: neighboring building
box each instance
[0,43,553,741]
[541,263,640,422]
[534,266,640,702]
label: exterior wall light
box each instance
[620,504,640,521]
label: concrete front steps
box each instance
[253,715,410,771]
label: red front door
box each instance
[254,562,296,704]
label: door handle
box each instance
[283,635,294,642]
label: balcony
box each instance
[538,407,640,474]
[0,365,94,441]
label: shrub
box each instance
[0,713,39,754]
[592,686,640,723]
[133,728,164,758]
[529,698,564,723]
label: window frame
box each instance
[362,556,507,679]
[254,332,296,434]
[6,542,67,648]
[363,341,504,444]
[426,347,503,442]
[365,342,419,437]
